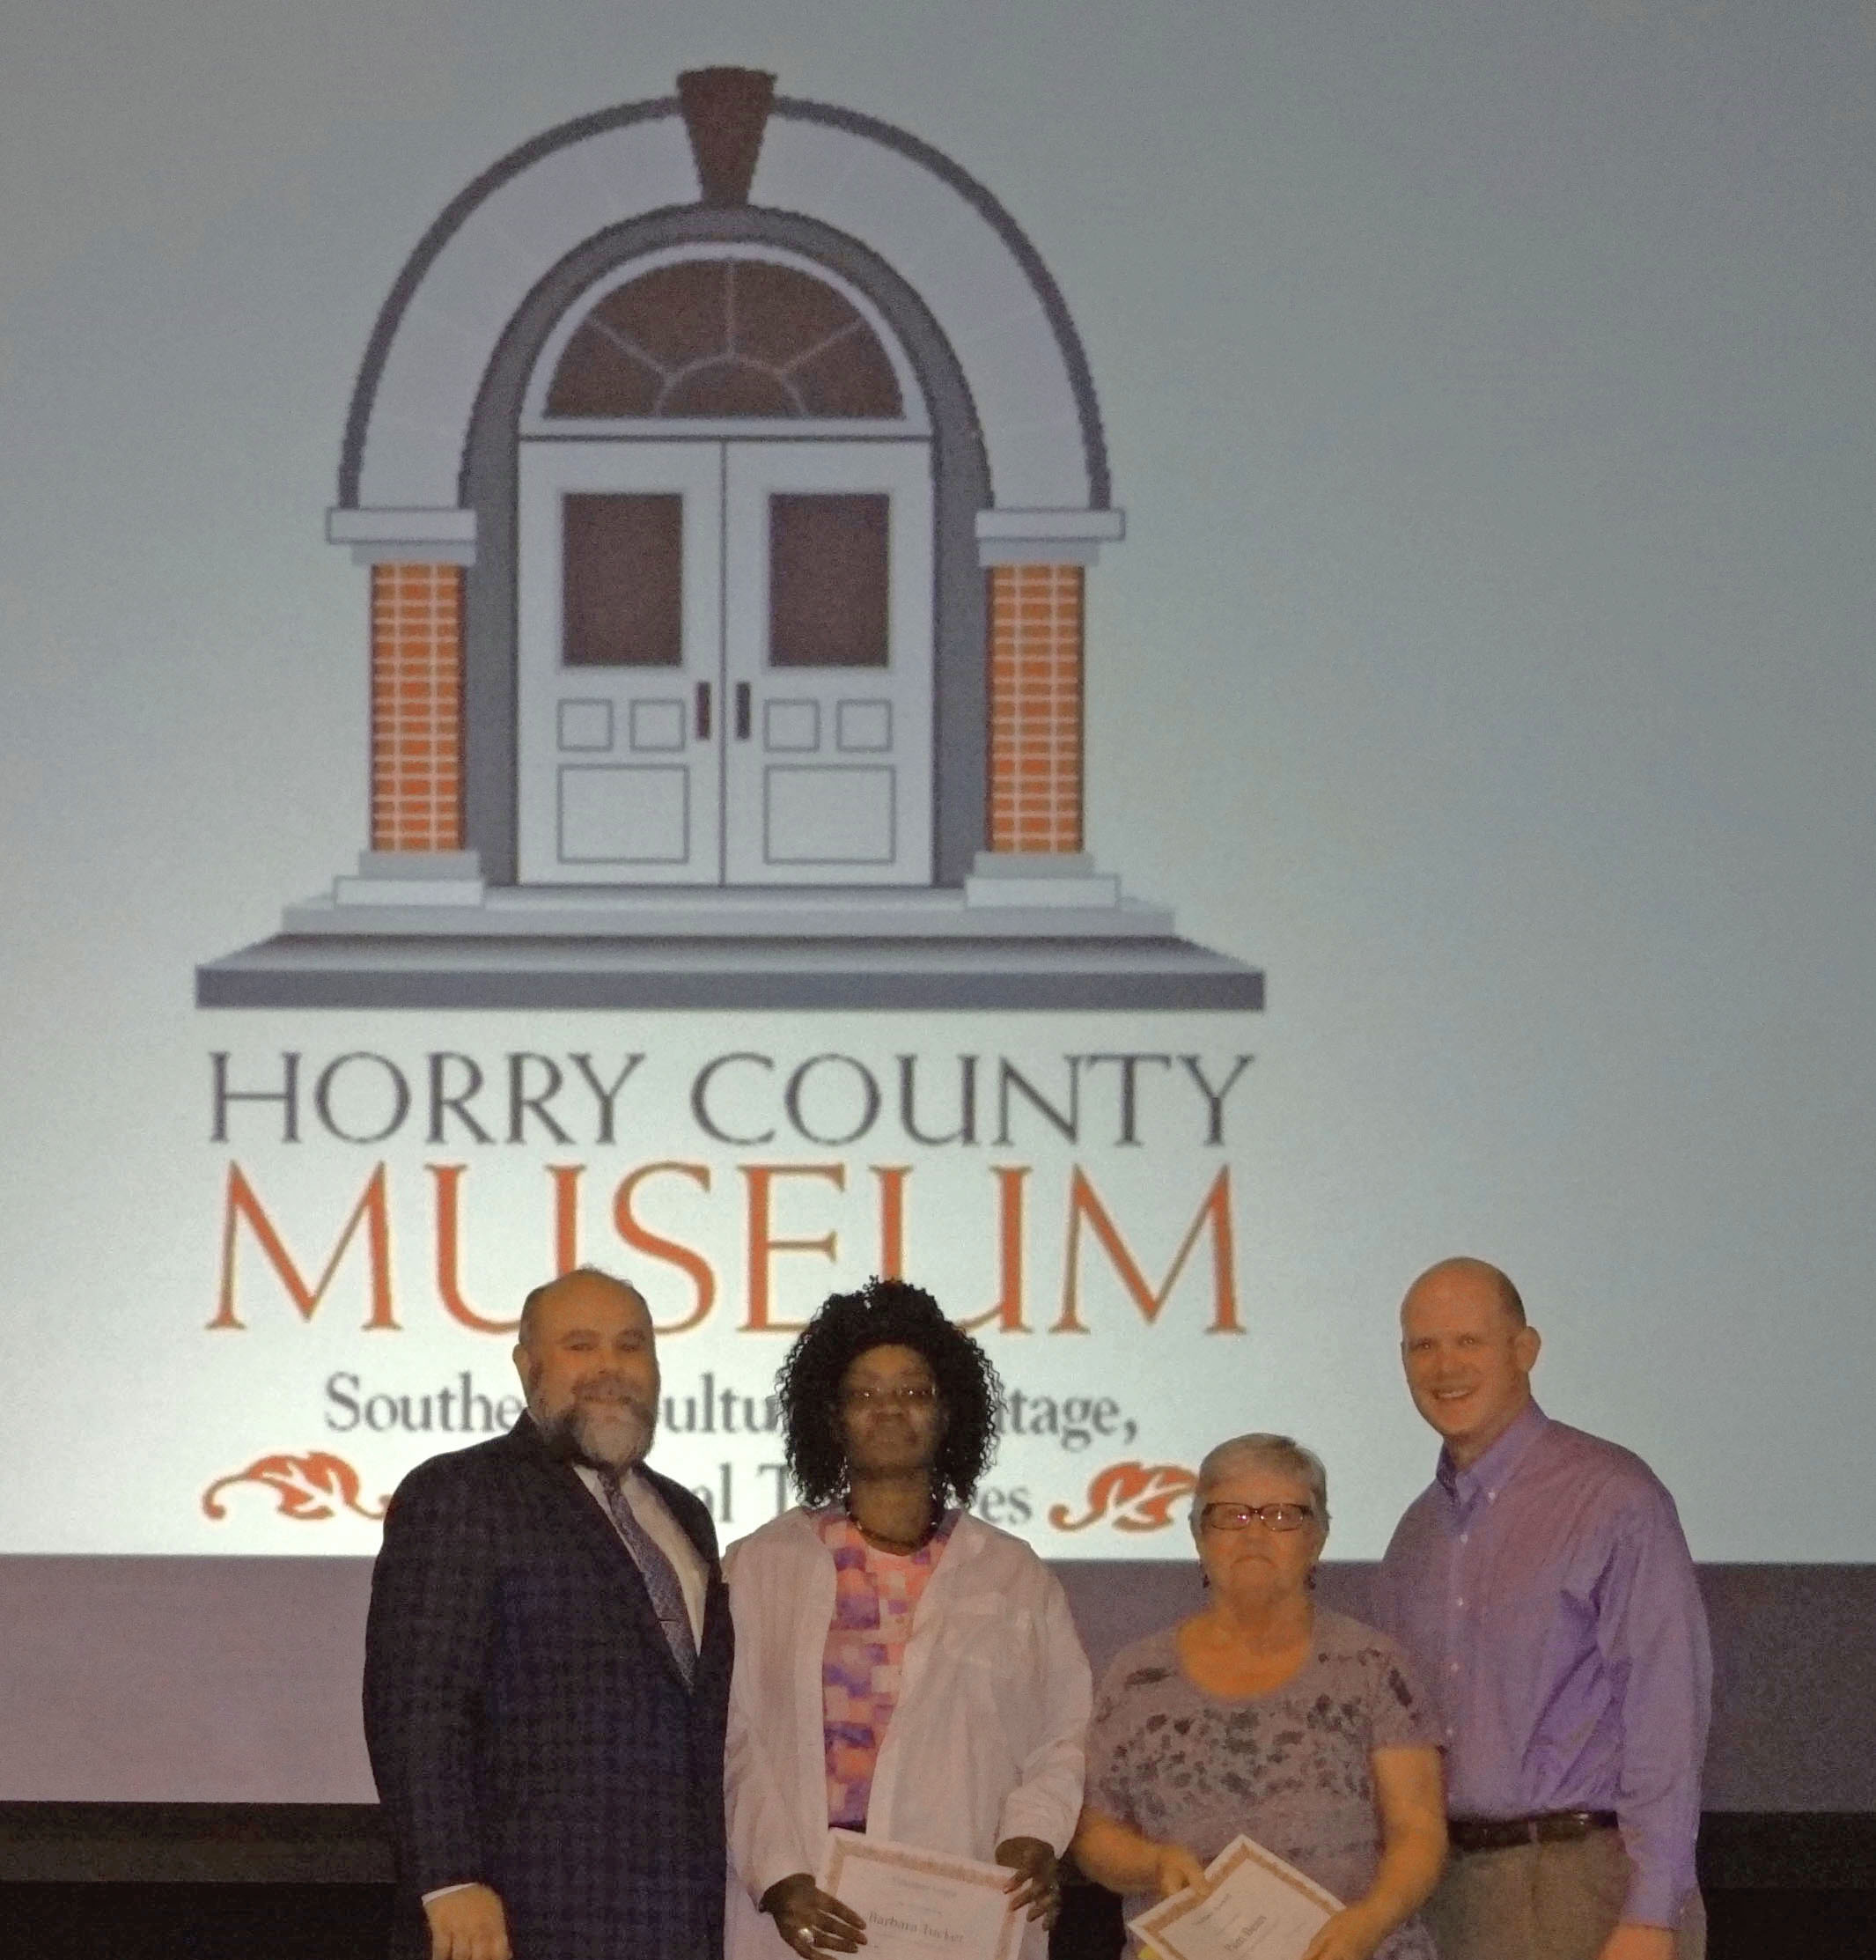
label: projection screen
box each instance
[3,0,1872,1806]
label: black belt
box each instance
[1448,1810,1618,1854]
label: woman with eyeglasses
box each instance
[723,1277,1092,1960]
[1072,1433,1446,1960]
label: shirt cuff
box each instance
[421,1883,478,1904]
[1622,1866,1689,1930]
[996,1798,1073,1859]
[752,1850,812,1906]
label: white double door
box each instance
[518,438,933,886]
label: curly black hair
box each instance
[775,1277,1004,1507]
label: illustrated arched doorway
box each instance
[514,247,935,885]
[197,71,1262,1007]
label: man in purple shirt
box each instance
[1371,1257,1710,1960]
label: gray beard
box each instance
[535,1396,656,1471]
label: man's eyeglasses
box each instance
[839,1385,939,1409]
[1197,1500,1316,1533]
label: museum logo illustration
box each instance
[192,72,1262,1541]
[195,68,1262,1013]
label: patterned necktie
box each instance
[597,1467,698,1685]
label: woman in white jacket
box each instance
[725,1278,1092,1960]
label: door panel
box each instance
[767,493,890,667]
[561,493,685,667]
[519,438,931,888]
[723,443,934,886]
[518,444,722,883]
[762,765,897,866]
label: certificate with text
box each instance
[1127,1835,1343,1960]
[818,1830,1023,1960]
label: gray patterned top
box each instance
[1085,1610,1438,1960]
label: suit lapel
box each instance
[503,1419,697,1691]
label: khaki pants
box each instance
[1426,1829,1705,1960]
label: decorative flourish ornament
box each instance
[1048,1461,1196,1533]
[202,1452,390,1522]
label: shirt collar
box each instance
[1437,1397,1548,1507]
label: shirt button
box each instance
[1449,1662,1460,1673]
[1455,1598,1466,1609]
[1459,1533,1469,1544]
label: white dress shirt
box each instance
[574,1459,709,1644]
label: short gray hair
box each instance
[1192,1433,1330,1535]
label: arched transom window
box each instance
[543,258,906,420]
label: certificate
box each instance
[1126,1835,1343,1960]
[818,1829,1024,1960]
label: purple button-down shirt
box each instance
[1371,1402,1710,1928]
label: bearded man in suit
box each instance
[364,1267,732,1960]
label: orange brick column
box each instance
[988,564,1084,853]
[369,564,463,852]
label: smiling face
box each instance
[835,1342,945,1481]
[1400,1261,1541,1469]
[515,1271,659,1470]
[1192,1462,1325,1607]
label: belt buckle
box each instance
[1448,1810,1613,1855]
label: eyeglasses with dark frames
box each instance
[1197,1500,1316,1533]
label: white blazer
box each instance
[723,1507,1092,1960]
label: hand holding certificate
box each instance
[1127,1836,1344,1960]
[814,1830,1027,1960]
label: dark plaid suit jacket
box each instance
[363,1418,732,1960]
